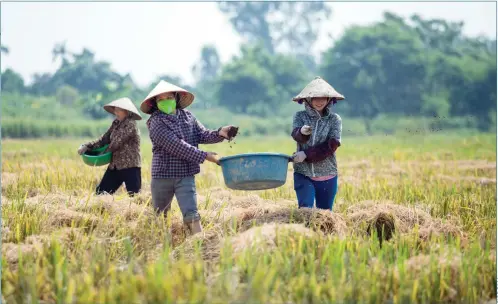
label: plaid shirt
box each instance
[147,109,225,179]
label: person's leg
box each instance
[293,172,315,208]
[174,176,202,234]
[314,175,339,211]
[151,178,175,217]
[96,168,123,195]
[122,167,142,197]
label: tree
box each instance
[52,41,71,66]
[30,47,125,96]
[320,12,497,132]
[29,73,56,96]
[321,13,427,133]
[191,45,222,108]
[1,68,25,93]
[218,2,331,56]
[216,43,309,117]
[192,44,221,83]
[56,85,79,106]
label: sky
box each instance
[1,1,496,87]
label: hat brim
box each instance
[104,105,142,120]
[140,91,194,114]
[292,95,345,102]
[293,76,345,103]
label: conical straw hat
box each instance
[140,80,195,114]
[293,76,345,102]
[103,97,142,120]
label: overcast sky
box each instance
[1,1,496,87]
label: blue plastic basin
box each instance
[219,153,292,190]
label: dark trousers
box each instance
[96,167,142,197]
[293,172,338,210]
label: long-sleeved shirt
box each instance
[85,117,141,170]
[291,102,342,178]
[147,109,225,179]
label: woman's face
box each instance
[156,92,176,102]
[114,108,128,121]
[310,97,329,112]
[155,92,177,114]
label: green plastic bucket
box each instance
[81,144,112,167]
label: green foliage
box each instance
[1,93,81,120]
[217,2,331,55]
[1,118,110,139]
[55,85,79,106]
[1,11,496,137]
[1,68,25,93]
[217,43,310,117]
[320,12,496,132]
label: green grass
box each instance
[1,133,496,303]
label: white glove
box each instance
[78,144,88,155]
[292,151,307,163]
[300,125,312,135]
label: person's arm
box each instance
[195,118,225,144]
[149,119,207,164]
[84,123,113,150]
[303,138,341,163]
[106,120,136,153]
[291,112,311,144]
[303,115,342,163]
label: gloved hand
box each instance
[78,144,88,155]
[292,151,307,163]
[300,125,312,135]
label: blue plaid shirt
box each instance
[147,109,225,179]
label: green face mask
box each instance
[157,99,176,114]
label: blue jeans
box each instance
[151,176,200,223]
[293,172,338,210]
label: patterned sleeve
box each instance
[85,123,113,150]
[195,117,225,144]
[291,112,310,144]
[329,113,342,143]
[149,119,207,164]
[303,114,342,163]
[107,120,136,153]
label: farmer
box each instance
[141,80,238,235]
[78,97,142,197]
[290,76,344,211]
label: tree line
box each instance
[1,6,496,137]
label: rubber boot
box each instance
[187,220,203,235]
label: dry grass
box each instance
[1,134,496,303]
[230,223,317,254]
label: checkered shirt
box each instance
[147,109,225,179]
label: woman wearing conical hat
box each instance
[290,76,344,211]
[78,97,143,197]
[141,80,238,235]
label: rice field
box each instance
[1,133,496,303]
